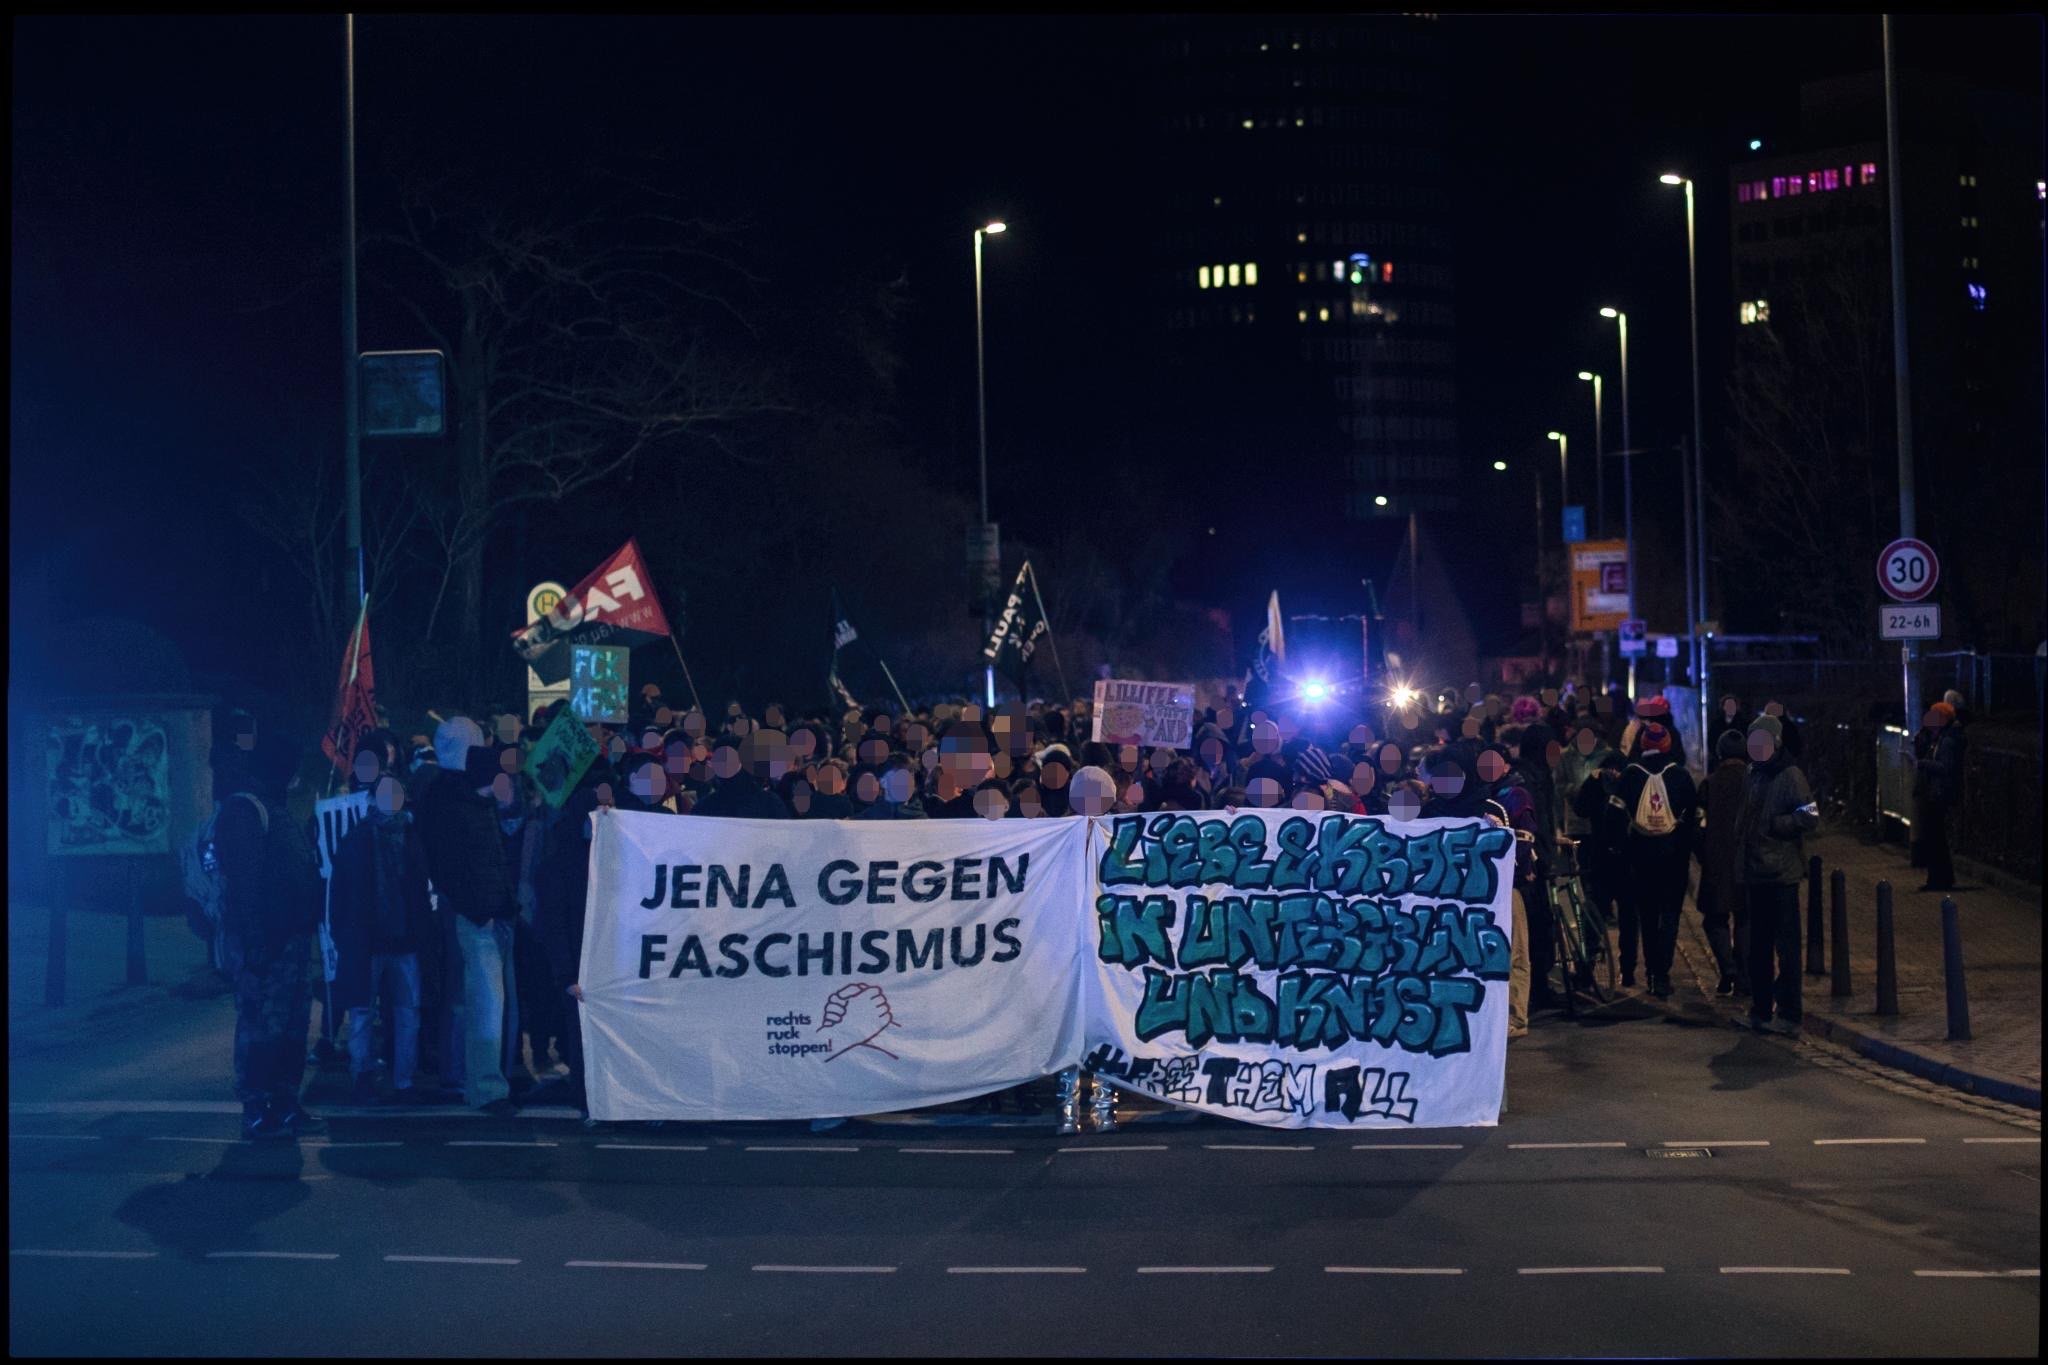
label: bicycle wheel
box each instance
[1570,877,1616,1001]
[1548,884,1583,1017]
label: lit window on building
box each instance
[1860,162,1879,185]
[1198,266,1211,289]
[1821,168,1839,191]
[1967,283,1986,311]
[1296,231,1307,243]
[1243,118,1254,130]
[1244,262,1259,285]
[1212,262,1225,286]
[1318,306,1331,322]
[1297,308,1309,323]
[1296,267,1308,283]
[1332,259,1345,280]
[2038,180,2046,200]
[1382,262,1394,282]
[1739,299,1772,324]
[1227,263,1242,286]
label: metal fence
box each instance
[1708,651,2044,720]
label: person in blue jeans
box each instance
[417,717,521,1114]
[329,772,432,1103]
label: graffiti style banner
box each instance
[1083,811,1516,1130]
[579,811,1090,1122]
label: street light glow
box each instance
[1546,430,1562,441]
[1373,494,1389,507]
[983,221,1007,234]
[1492,460,1508,471]
[1599,307,1619,318]
[1577,370,1594,381]
[1659,173,1684,185]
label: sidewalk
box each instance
[1680,828,2041,1109]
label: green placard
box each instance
[528,705,602,809]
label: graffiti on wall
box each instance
[46,715,171,856]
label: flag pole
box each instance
[668,633,704,715]
[873,655,912,717]
[1026,562,1072,704]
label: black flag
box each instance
[982,561,1049,681]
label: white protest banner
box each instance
[1091,678,1196,749]
[1082,810,1517,1130]
[579,810,1090,1121]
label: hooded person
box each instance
[1419,744,1489,820]
[1614,720,1698,999]
[1036,753,1075,817]
[328,773,433,1103]
[1911,700,1963,891]
[1695,728,1752,996]
[1733,714,1819,1034]
[1511,721,1562,862]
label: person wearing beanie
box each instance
[1070,764,1119,817]
[1694,728,1753,996]
[1734,716,1819,1033]
[1911,701,1963,892]
[1615,722,1698,999]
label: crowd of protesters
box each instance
[202,667,1911,1140]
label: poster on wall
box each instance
[46,715,172,856]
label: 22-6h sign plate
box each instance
[1877,538,1938,603]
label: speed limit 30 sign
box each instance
[1877,538,1939,603]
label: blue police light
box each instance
[1302,679,1332,704]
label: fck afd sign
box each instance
[511,539,672,686]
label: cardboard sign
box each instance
[529,706,603,809]
[571,644,630,724]
[1091,679,1196,749]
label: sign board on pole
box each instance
[359,350,446,437]
[1569,539,1630,634]
[1876,538,1939,603]
[525,581,572,721]
[966,522,1002,617]
[1653,635,1679,659]
[1879,603,1941,640]
[1618,618,1648,656]
[1562,505,1587,544]
[1091,679,1196,748]
[570,644,630,724]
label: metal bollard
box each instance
[1829,869,1850,997]
[1940,898,1970,1041]
[1874,881,1899,1016]
[1805,856,1826,975]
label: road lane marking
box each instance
[303,1141,404,1149]
[1663,1140,1770,1147]
[1961,1137,2040,1144]
[384,1255,521,1265]
[1813,1138,1926,1146]
[446,1141,559,1148]
[1720,1266,1851,1275]
[1509,1142,1629,1150]
[1519,1266,1664,1275]
[146,1136,240,1144]
[744,1145,860,1153]
[1913,1269,2040,1278]
[1203,1144,1312,1152]
[752,1264,896,1273]
[1352,1143,1463,1150]
[947,1266,1087,1274]
[899,1147,1015,1155]
[12,1250,158,1259]
[1326,1266,1464,1275]
[10,1134,103,1141]
[595,1143,709,1152]
[1138,1266,1273,1274]
[566,1260,706,1271]
[206,1251,341,1261]
[1055,1145,1168,1153]
[11,1102,243,1115]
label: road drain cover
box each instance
[1647,1147,1712,1158]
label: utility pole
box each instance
[1883,14,1921,727]
[342,14,364,611]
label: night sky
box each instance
[10,12,2040,698]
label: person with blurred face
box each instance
[1615,722,1698,1000]
[852,755,926,819]
[328,775,433,1103]
[1910,701,1962,892]
[1733,715,1819,1034]
[1695,730,1752,997]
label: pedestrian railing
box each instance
[1874,725,1914,831]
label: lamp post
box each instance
[1577,370,1603,538]
[342,14,363,613]
[973,220,1006,708]
[1663,172,1710,751]
[1599,307,1634,699]
[1882,14,1922,727]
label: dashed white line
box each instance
[12,1249,158,1260]
[1913,1269,2040,1278]
[1813,1137,1926,1146]
[1720,1266,1851,1275]
[1508,1142,1629,1150]
[752,1264,896,1274]
[1519,1266,1664,1275]
[595,1143,709,1152]
[947,1266,1087,1274]
[1326,1266,1464,1275]
[9,1133,103,1141]
[899,1147,1015,1155]
[1055,1144,1168,1153]
[744,1145,859,1153]
[146,1136,240,1145]
[566,1260,706,1271]
[384,1255,521,1265]
[206,1251,341,1261]
[1203,1144,1312,1152]
[1138,1265,1274,1274]
[1961,1136,2041,1144]
[303,1141,404,1149]
[445,1141,558,1148]
[1663,1140,1771,1147]
[1352,1143,1463,1151]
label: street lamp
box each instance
[1546,429,1568,509]
[1577,370,1604,539]
[973,220,1006,707]
[1660,172,1710,747]
[1491,460,1508,472]
[1599,306,1634,699]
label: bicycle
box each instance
[1546,836,1616,1015]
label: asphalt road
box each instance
[9,994,2040,1357]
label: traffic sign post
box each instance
[1877,538,1938,602]
[1562,505,1587,544]
[1653,635,1679,659]
[525,580,572,722]
[1618,618,1648,657]
[1879,603,1940,640]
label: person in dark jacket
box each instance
[416,717,521,1113]
[534,772,609,1114]
[854,756,928,819]
[1708,695,1752,758]
[1734,715,1820,1034]
[1615,722,1698,999]
[1911,701,1963,892]
[692,733,792,819]
[1479,736,1562,1003]
[1694,730,1751,996]
[1572,742,1634,987]
[214,734,324,1141]
[328,774,433,1103]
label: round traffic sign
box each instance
[1876,539,1938,603]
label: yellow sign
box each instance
[1569,539,1630,634]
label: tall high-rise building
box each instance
[1135,15,1461,524]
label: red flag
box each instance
[321,602,378,774]
[510,538,673,685]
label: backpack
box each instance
[1629,765,1678,837]
[180,792,267,973]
